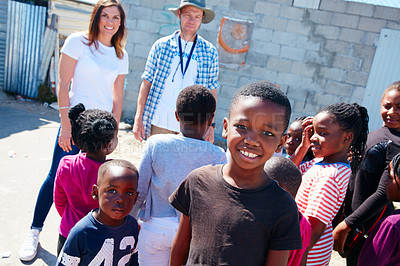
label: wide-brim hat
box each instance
[169,0,215,24]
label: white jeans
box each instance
[138,217,179,266]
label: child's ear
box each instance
[222,117,229,139]
[175,110,180,122]
[92,184,99,200]
[275,134,287,153]
[343,132,354,144]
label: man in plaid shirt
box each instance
[133,0,219,143]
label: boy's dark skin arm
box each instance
[170,214,191,266]
[264,250,289,266]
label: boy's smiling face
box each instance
[223,96,287,172]
[92,166,138,227]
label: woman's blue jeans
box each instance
[31,129,79,230]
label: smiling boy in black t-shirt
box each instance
[169,80,302,266]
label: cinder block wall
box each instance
[121,0,400,139]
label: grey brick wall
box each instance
[0,0,8,91]
[121,0,400,139]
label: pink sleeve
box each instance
[54,158,69,217]
[303,171,340,225]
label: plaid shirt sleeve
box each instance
[196,36,219,91]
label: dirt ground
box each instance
[0,90,345,265]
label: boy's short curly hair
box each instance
[176,85,216,126]
[229,80,291,131]
[98,159,139,186]
[264,157,302,198]
[68,103,117,153]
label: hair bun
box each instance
[68,103,86,121]
[92,119,115,137]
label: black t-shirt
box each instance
[169,164,302,266]
[345,127,400,229]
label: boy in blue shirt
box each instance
[131,85,227,265]
[169,80,302,266]
[57,159,139,266]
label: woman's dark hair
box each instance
[382,80,400,100]
[176,85,216,126]
[86,0,127,59]
[68,103,117,153]
[319,102,369,172]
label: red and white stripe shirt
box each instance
[296,158,351,266]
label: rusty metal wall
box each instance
[4,1,46,98]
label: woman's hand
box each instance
[332,220,351,253]
[58,124,72,152]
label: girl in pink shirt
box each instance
[54,103,118,255]
[291,103,369,265]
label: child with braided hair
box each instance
[54,103,118,255]
[358,152,400,265]
[291,102,369,265]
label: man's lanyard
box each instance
[178,34,197,77]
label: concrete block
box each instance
[312,92,340,106]
[353,44,375,61]
[281,46,306,61]
[291,62,314,77]
[268,0,292,5]
[319,0,347,13]
[277,72,304,87]
[345,71,369,86]
[219,84,238,98]
[129,57,146,72]
[332,55,358,70]
[238,76,254,87]
[272,31,298,45]
[267,57,292,72]
[254,2,281,16]
[325,80,353,97]
[250,66,278,82]
[129,6,153,19]
[230,0,256,12]
[261,16,288,31]
[358,17,386,33]
[325,40,350,56]
[315,25,340,40]
[142,0,162,9]
[219,72,239,86]
[387,21,400,32]
[252,28,274,42]
[360,58,373,73]
[362,32,379,46]
[130,30,159,47]
[352,86,365,99]
[331,13,359,29]
[287,87,310,101]
[152,9,178,24]
[293,0,320,9]
[308,9,333,25]
[280,6,305,21]
[254,41,281,56]
[136,19,160,33]
[374,5,400,21]
[320,67,343,81]
[338,28,365,44]
[126,18,137,30]
[207,0,230,8]
[286,21,311,36]
[133,44,152,59]
[245,52,269,67]
[296,36,321,51]
[217,95,234,111]
[346,2,374,17]
[304,50,333,66]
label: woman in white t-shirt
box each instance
[19,0,129,261]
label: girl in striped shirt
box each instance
[291,103,369,266]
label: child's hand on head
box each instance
[301,117,313,148]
